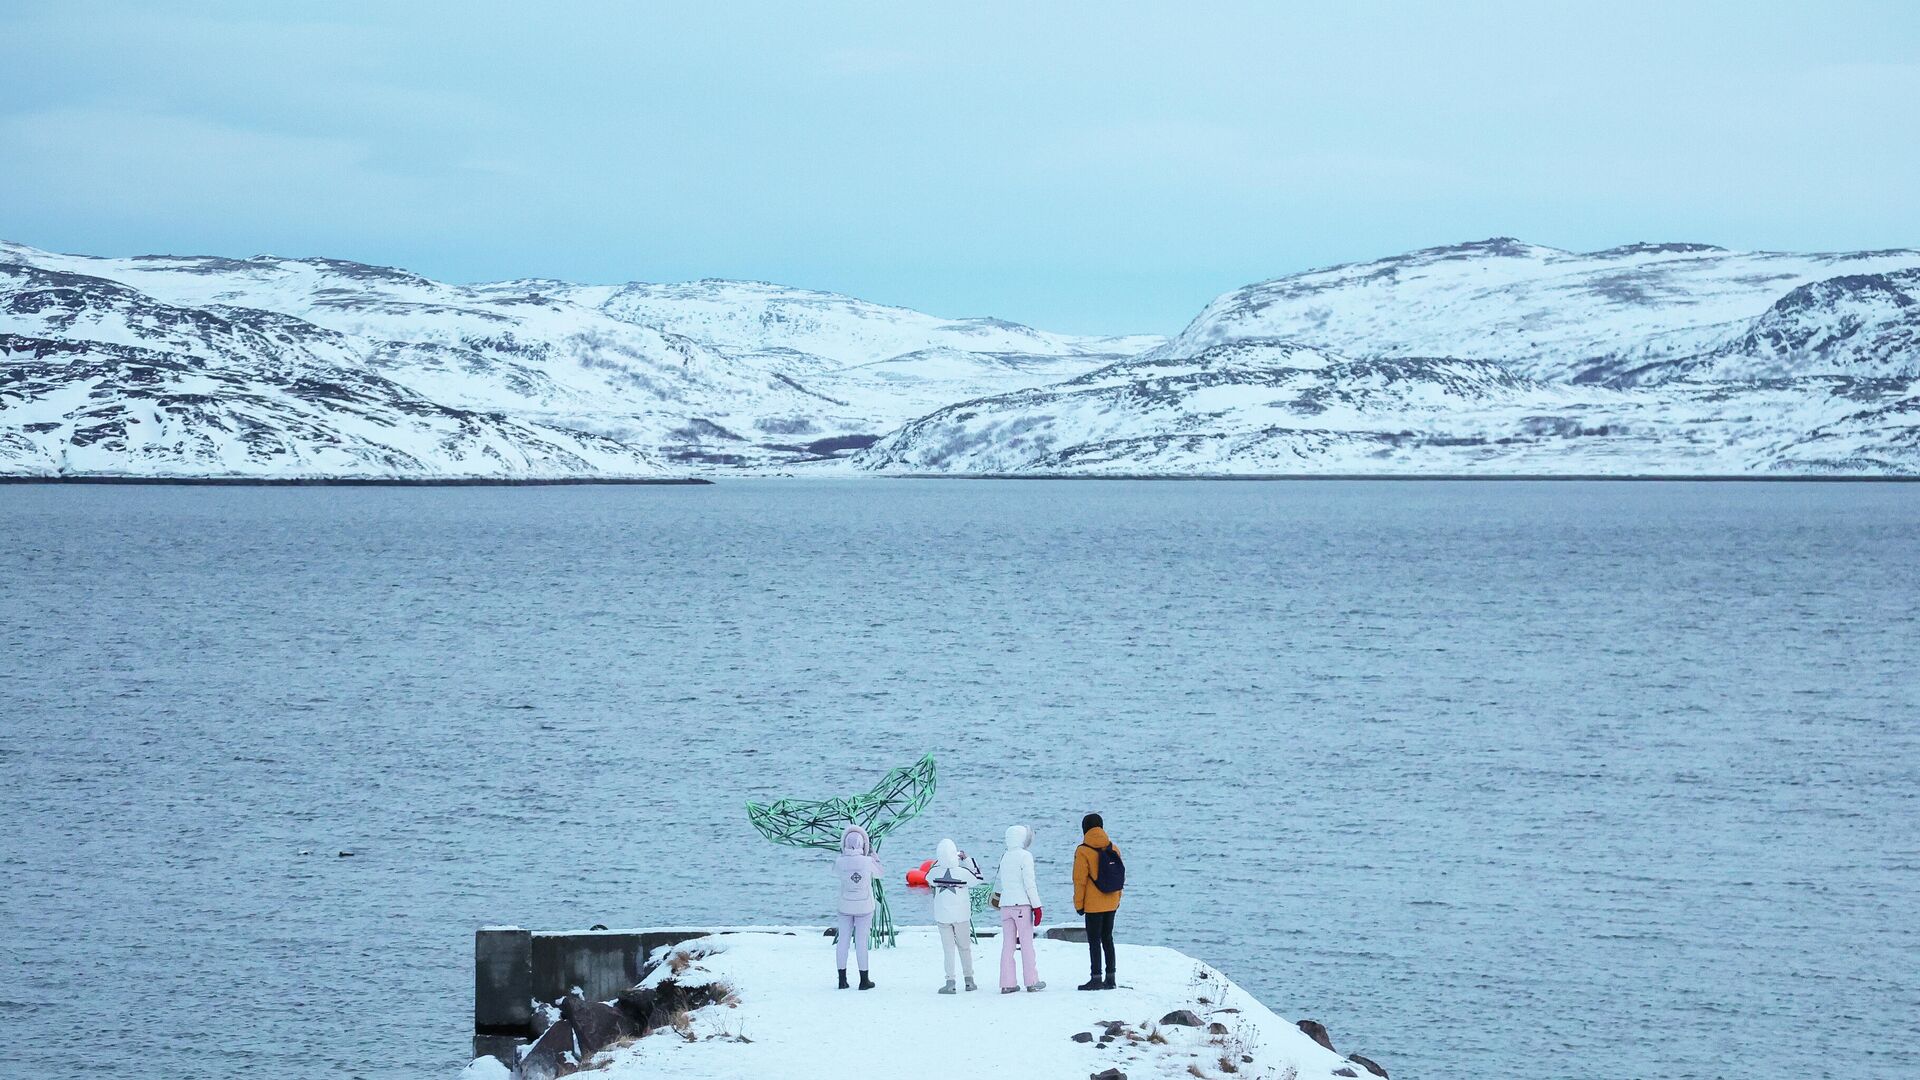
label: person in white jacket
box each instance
[995,824,1045,993]
[833,825,882,990]
[928,837,983,994]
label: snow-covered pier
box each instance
[467,927,1388,1080]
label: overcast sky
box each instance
[3,1,1917,333]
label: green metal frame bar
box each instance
[746,754,937,948]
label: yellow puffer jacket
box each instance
[1073,827,1122,913]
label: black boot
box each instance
[837,968,849,989]
[858,970,875,991]
[1078,975,1104,991]
[1100,972,1116,990]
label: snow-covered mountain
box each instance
[856,239,1920,476]
[7,236,1919,479]
[1164,238,1920,384]
[860,339,1920,475]
[0,241,1158,478]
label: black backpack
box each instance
[1089,843,1125,893]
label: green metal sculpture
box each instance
[747,754,937,948]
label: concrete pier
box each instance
[473,926,762,1065]
[475,927,533,1034]
[472,923,1082,1065]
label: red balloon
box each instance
[906,868,929,887]
[920,859,935,871]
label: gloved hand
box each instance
[1033,906,1043,926]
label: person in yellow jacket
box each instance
[1073,812,1123,990]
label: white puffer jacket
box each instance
[834,825,882,916]
[995,825,1041,909]
[929,838,983,924]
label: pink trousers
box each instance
[999,904,1038,989]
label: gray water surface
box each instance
[1,480,1916,1079]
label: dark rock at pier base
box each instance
[1158,1009,1203,1027]
[609,977,725,1036]
[1349,1052,1388,1077]
[561,993,637,1056]
[1296,1018,1335,1052]
[613,986,658,1030]
[517,1019,576,1080]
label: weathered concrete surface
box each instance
[528,929,722,1004]
[470,1032,522,1069]
[474,927,533,1034]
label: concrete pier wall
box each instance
[472,923,1081,1064]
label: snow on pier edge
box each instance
[462,928,1385,1080]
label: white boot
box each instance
[964,976,978,991]
[938,978,956,995]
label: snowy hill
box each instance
[0,241,1158,478]
[1626,268,1920,384]
[0,261,669,479]
[859,338,1920,476]
[582,277,1158,368]
[1165,238,1920,384]
[7,236,1920,479]
[856,239,1920,476]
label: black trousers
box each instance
[1084,909,1117,976]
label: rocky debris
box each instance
[1296,1019,1335,1052]
[610,976,723,1035]
[1071,1031,1094,1043]
[1090,1070,1128,1080]
[515,1018,575,1080]
[559,993,636,1056]
[513,976,729,1075]
[1334,1069,1358,1077]
[612,986,658,1030]
[1348,1053,1388,1077]
[1159,1009,1204,1027]
[1207,1022,1230,1035]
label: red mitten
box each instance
[1033,906,1043,927]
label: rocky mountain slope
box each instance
[0,241,1157,478]
[7,236,1919,478]
[1164,238,1920,384]
[860,240,1920,476]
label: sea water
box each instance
[1,479,1915,1079]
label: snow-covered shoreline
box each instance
[466,929,1387,1080]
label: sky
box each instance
[2,2,1918,334]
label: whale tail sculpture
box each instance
[746,754,937,948]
